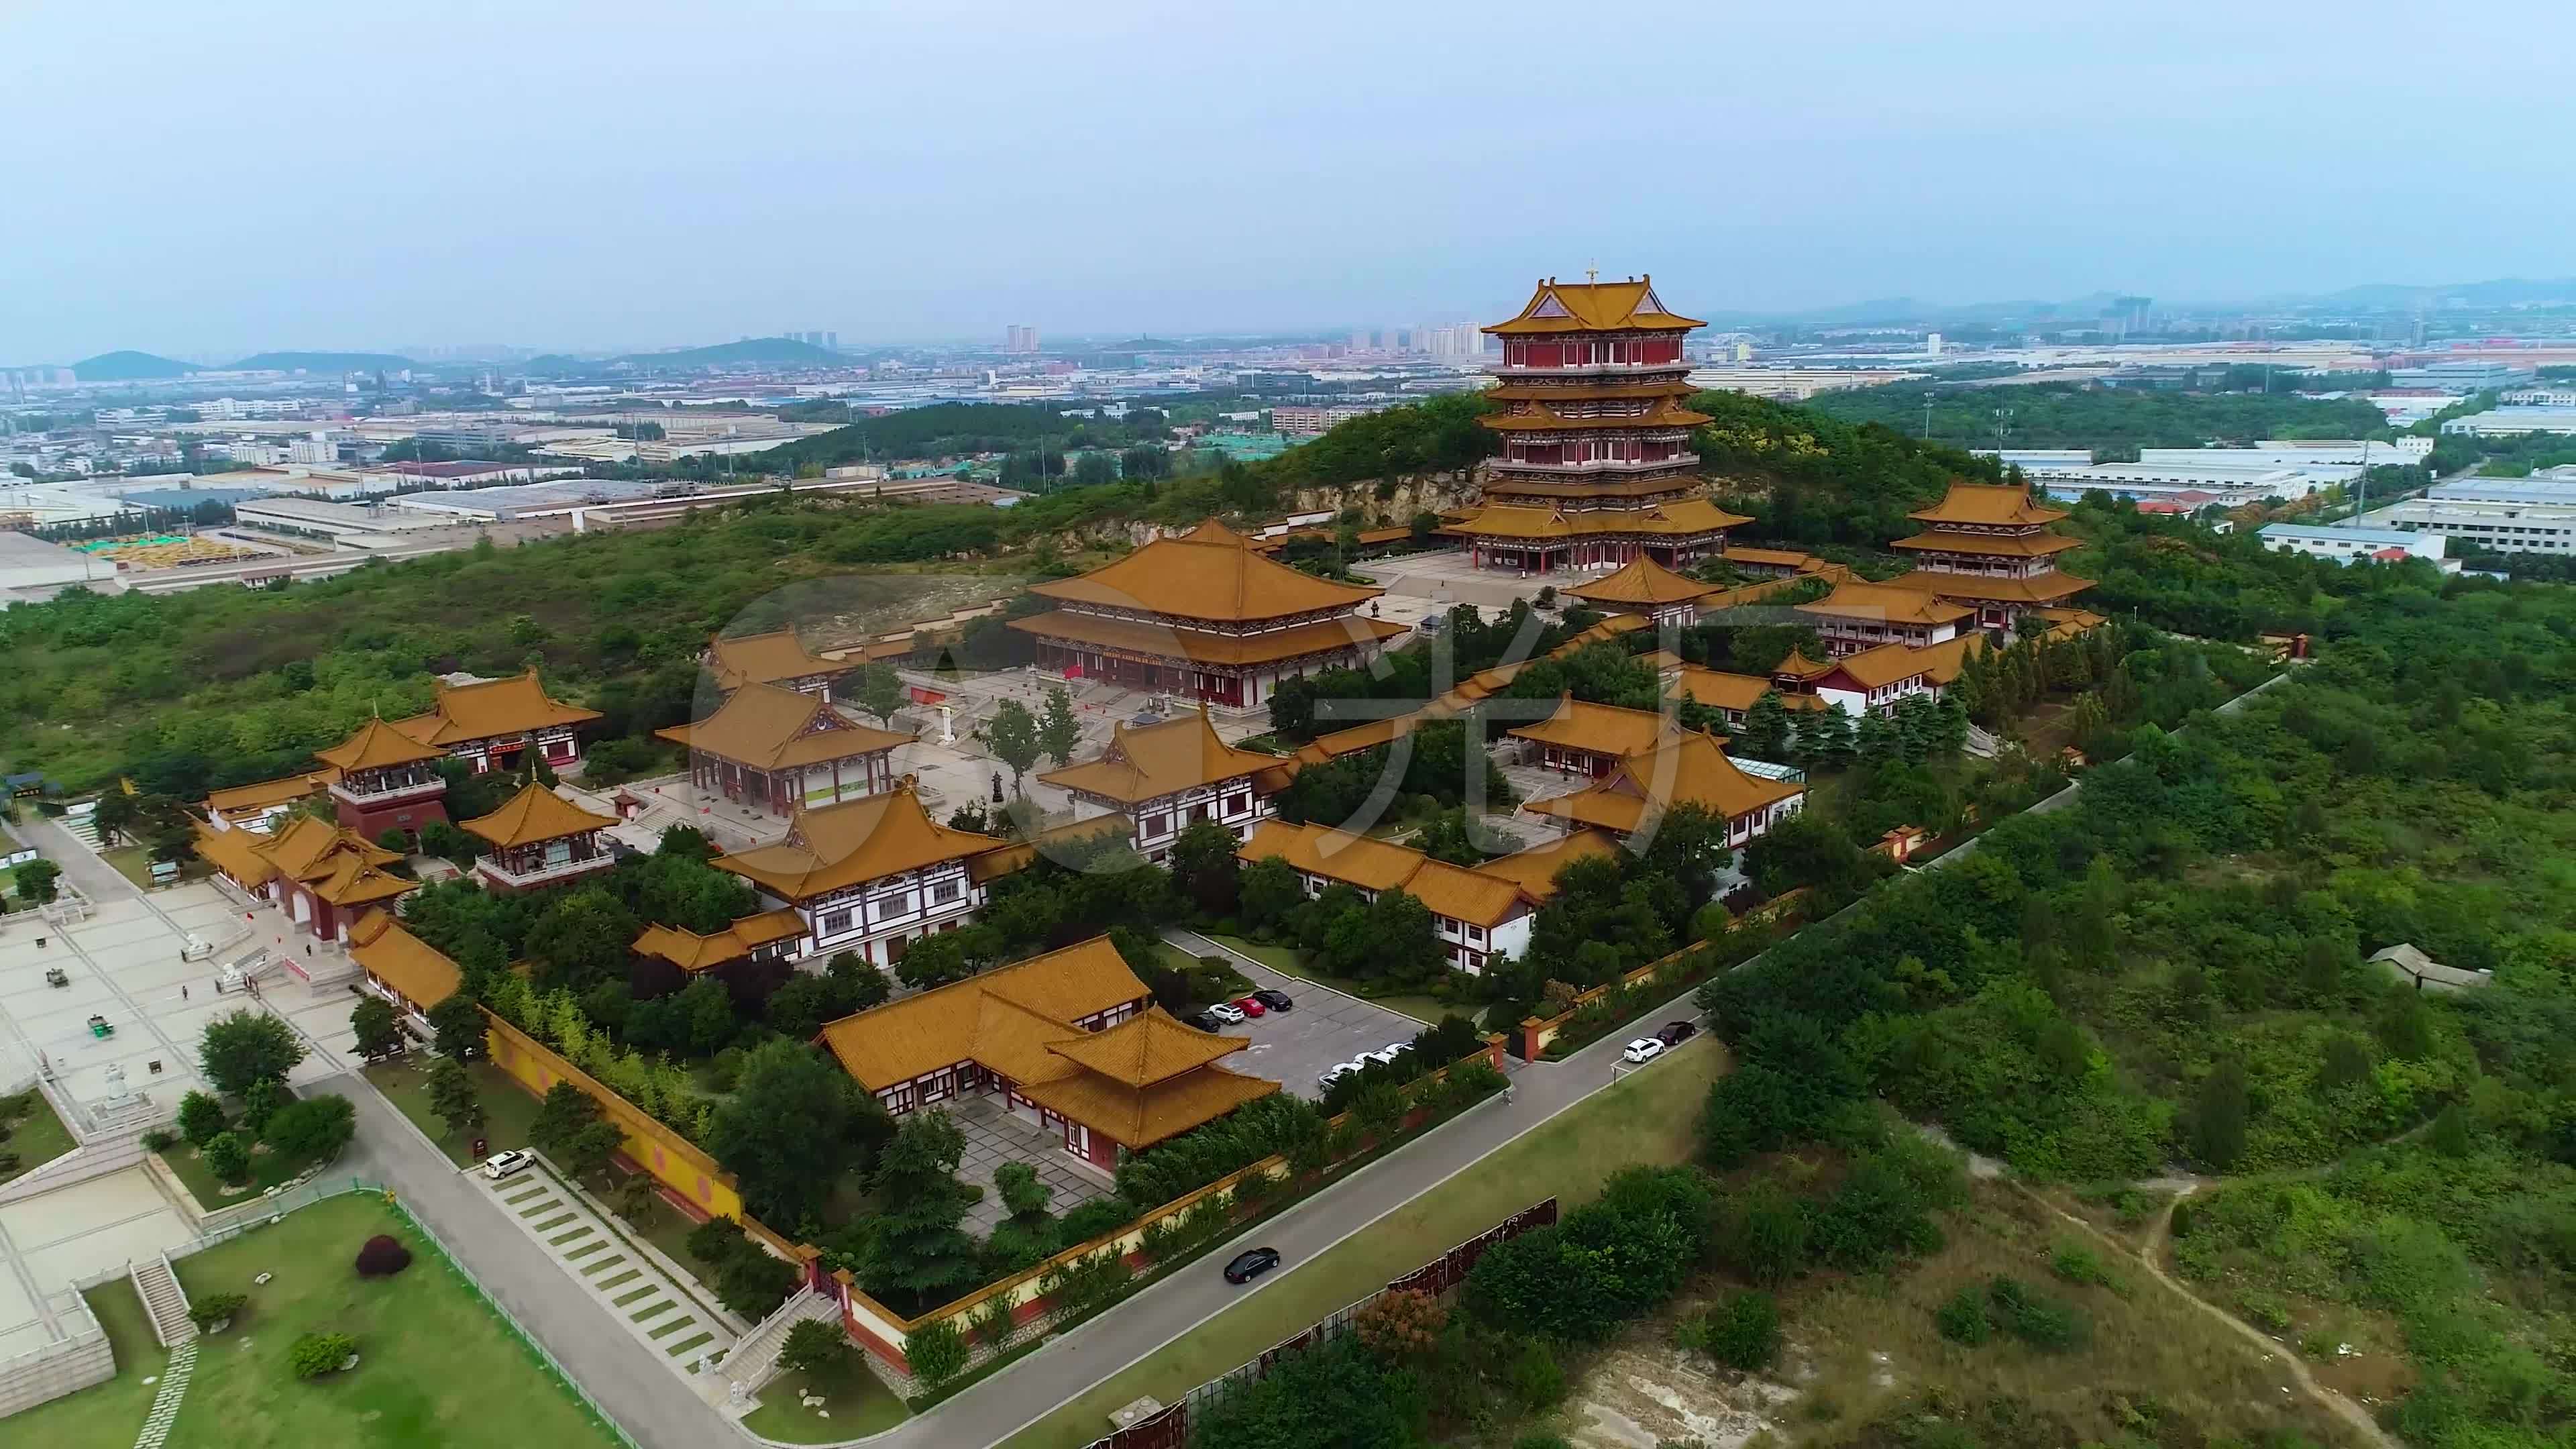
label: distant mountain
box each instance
[73,350,195,381]
[615,337,841,369]
[228,350,419,373]
[2303,278,2576,310]
[517,354,591,376]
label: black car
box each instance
[1656,1019,1698,1046]
[1250,987,1294,1012]
[1185,1009,1222,1032]
[1224,1246,1282,1284]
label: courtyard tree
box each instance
[424,1055,484,1140]
[523,889,640,993]
[176,1089,227,1148]
[845,663,906,727]
[202,1130,251,1184]
[1167,818,1241,916]
[777,1318,850,1379]
[1238,855,1303,934]
[200,1010,307,1097]
[994,1161,1053,1224]
[13,857,61,904]
[861,1110,983,1310]
[1038,684,1081,767]
[530,1082,623,1180]
[1739,692,1794,763]
[987,700,1040,796]
[266,1094,357,1163]
[426,993,485,1061]
[708,1038,885,1228]
[350,998,403,1060]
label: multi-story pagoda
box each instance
[1009,519,1407,710]
[1887,482,2095,633]
[1448,276,1750,573]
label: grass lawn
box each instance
[739,1351,913,1442]
[1,1085,78,1185]
[19,1193,631,1449]
[362,1055,543,1168]
[996,1034,1729,1449]
[1206,933,1447,1026]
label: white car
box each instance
[1316,1062,1364,1089]
[482,1148,535,1181]
[1206,1002,1248,1025]
[1621,1038,1666,1065]
[1362,1046,1403,1067]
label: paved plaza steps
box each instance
[131,1253,196,1348]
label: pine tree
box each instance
[1933,694,1971,756]
[1804,703,1857,769]
[1742,691,1793,763]
[1856,710,1899,768]
[1893,694,1935,764]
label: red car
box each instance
[1233,996,1267,1018]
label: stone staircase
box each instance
[724,1291,841,1401]
[131,1253,196,1348]
[1964,723,2001,759]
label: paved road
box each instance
[867,941,1703,1449]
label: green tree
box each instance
[1799,703,1857,769]
[987,700,1040,795]
[424,1055,484,1140]
[904,1316,969,1392]
[1856,710,1899,768]
[240,1077,289,1138]
[530,1082,622,1178]
[1037,685,1081,767]
[202,1130,251,1184]
[1739,692,1793,762]
[1167,818,1241,916]
[264,1094,356,1161]
[199,1010,307,1096]
[524,890,640,993]
[707,1039,885,1227]
[847,663,906,727]
[349,998,402,1060]
[13,857,62,904]
[176,1089,227,1148]
[1238,855,1304,932]
[419,820,480,870]
[427,994,486,1061]
[994,1161,1053,1222]
[862,1111,983,1309]
[776,1318,849,1379]
[2187,1058,2249,1169]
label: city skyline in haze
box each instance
[6,0,2575,362]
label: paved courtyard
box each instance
[1165,931,1458,1100]
[0,881,368,1130]
[0,1166,192,1360]
[947,1093,1112,1234]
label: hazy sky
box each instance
[7,0,2573,361]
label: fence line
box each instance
[1084,1196,1559,1449]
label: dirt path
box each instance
[2021,1183,2397,1449]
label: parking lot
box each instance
[1165,930,1474,1100]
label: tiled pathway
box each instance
[478,1164,737,1380]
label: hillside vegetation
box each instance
[1807,378,2394,449]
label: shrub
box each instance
[265,1094,356,1163]
[176,1090,226,1148]
[777,1318,848,1377]
[142,1128,178,1152]
[1053,1196,1136,1245]
[1507,1336,1565,1409]
[201,1131,251,1184]
[906,1316,969,1392]
[2051,1242,2125,1294]
[1935,1286,1992,1344]
[289,1330,357,1379]
[1987,1277,2087,1350]
[354,1234,413,1277]
[188,1291,246,1332]
[1696,1291,1782,1371]
[1354,1289,1447,1362]
[239,1077,289,1138]
[1717,1184,1810,1286]
[968,1295,1018,1353]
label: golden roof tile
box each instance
[1030,519,1383,623]
[347,910,462,1006]
[653,681,910,770]
[1039,710,1282,806]
[1887,570,2095,604]
[1507,694,1672,760]
[1527,727,1803,834]
[1562,555,1719,608]
[1042,1006,1248,1089]
[715,779,1004,902]
[1469,829,1623,900]
[1016,1059,1278,1150]
[1794,581,1976,628]
[706,630,854,692]
[458,781,618,849]
[1906,482,2068,528]
[314,716,446,772]
[631,910,810,972]
[1890,530,2082,558]
[390,668,601,746]
[815,936,1147,1091]
[203,771,333,816]
[1484,276,1705,336]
